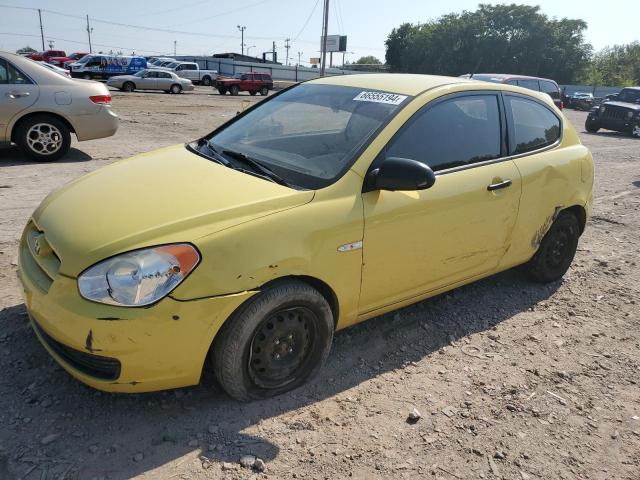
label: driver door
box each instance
[359,92,522,315]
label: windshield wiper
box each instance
[220,148,293,188]
[192,140,233,167]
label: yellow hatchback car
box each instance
[18,74,594,401]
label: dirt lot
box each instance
[0,87,639,480]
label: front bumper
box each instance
[17,231,255,392]
[69,106,119,142]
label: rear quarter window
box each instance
[506,95,561,155]
[539,80,560,100]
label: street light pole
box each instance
[297,51,303,66]
[237,25,246,56]
[38,9,45,51]
[86,15,93,53]
[320,0,329,77]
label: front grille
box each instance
[32,320,121,381]
[602,106,631,121]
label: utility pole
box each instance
[86,15,93,53]
[285,38,290,66]
[37,9,45,51]
[297,51,302,66]
[174,40,177,56]
[237,25,246,56]
[320,0,329,77]
[272,41,276,63]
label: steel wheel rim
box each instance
[172,85,180,93]
[248,307,316,389]
[544,228,570,269]
[633,125,640,137]
[26,123,63,155]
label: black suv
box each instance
[586,87,640,138]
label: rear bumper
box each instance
[17,231,255,392]
[69,107,119,141]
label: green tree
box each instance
[385,4,592,84]
[354,55,382,65]
[580,42,640,86]
[16,46,37,54]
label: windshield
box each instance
[75,55,92,64]
[203,83,410,189]
[617,89,640,103]
[165,62,178,69]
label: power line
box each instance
[293,0,321,41]
[166,0,272,28]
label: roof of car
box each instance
[310,73,475,96]
[471,73,558,84]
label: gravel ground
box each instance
[0,87,639,480]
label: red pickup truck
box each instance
[28,50,66,63]
[49,52,89,68]
[215,72,273,96]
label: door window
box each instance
[0,59,32,84]
[385,94,502,172]
[506,96,561,154]
[144,71,158,78]
[517,79,540,91]
[157,72,171,79]
[185,64,197,70]
[539,80,560,100]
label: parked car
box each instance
[466,73,563,109]
[36,61,71,77]
[147,57,175,68]
[107,69,194,93]
[48,52,89,68]
[156,61,217,86]
[0,51,118,161]
[27,50,66,63]
[69,55,147,80]
[566,92,594,110]
[215,72,273,96]
[17,73,593,400]
[586,87,640,138]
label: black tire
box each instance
[14,114,71,162]
[229,85,239,96]
[525,212,580,283]
[122,82,135,93]
[249,91,257,96]
[201,76,212,86]
[260,86,269,96]
[82,73,92,80]
[212,280,334,401]
[170,84,182,94]
[632,124,640,138]
[217,87,227,95]
[585,119,599,133]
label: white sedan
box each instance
[107,69,194,94]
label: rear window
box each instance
[507,96,560,154]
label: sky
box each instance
[0,0,638,65]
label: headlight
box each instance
[78,244,200,306]
[599,106,606,113]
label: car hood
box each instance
[603,101,640,111]
[32,144,314,276]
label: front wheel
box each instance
[229,85,240,96]
[585,118,599,133]
[525,212,580,283]
[15,114,71,162]
[82,73,92,80]
[201,76,212,86]
[212,280,334,401]
[122,81,135,93]
[170,84,182,94]
[217,87,227,95]
[632,124,640,138]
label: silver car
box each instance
[0,51,118,162]
[106,69,194,94]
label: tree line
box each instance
[384,3,639,86]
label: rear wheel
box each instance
[260,86,269,96]
[122,82,135,93]
[212,280,334,401]
[15,114,71,162]
[229,85,240,96]
[217,87,227,95]
[201,76,212,86]
[525,212,580,283]
[82,72,92,80]
[170,84,182,94]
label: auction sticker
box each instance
[353,91,407,105]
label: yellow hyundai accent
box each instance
[18,74,594,401]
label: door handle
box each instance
[6,91,30,99]
[487,179,512,191]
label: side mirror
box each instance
[365,157,436,192]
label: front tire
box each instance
[82,73,92,80]
[170,84,182,94]
[632,124,640,138]
[15,114,71,162]
[229,85,240,96]
[122,81,135,93]
[217,87,227,95]
[525,212,580,283]
[212,280,334,401]
[201,76,212,86]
